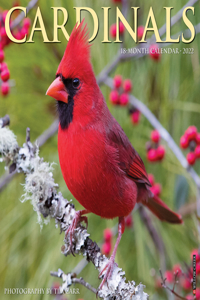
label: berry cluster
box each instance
[155,249,200,299]
[0,6,31,97]
[102,228,113,256]
[110,75,132,106]
[110,22,125,39]
[146,130,165,162]
[180,126,200,165]
[148,174,162,196]
[129,108,141,125]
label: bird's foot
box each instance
[98,255,117,290]
[65,210,88,255]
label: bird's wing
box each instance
[107,118,151,187]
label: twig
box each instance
[10,0,38,29]
[159,270,188,300]
[72,277,97,294]
[0,115,10,128]
[51,270,97,294]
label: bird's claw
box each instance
[65,211,88,255]
[98,256,117,291]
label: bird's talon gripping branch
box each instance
[65,209,90,255]
[98,256,117,289]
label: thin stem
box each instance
[72,277,97,294]
[160,270,188,300]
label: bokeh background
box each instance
[0,0,200,299]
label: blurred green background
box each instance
[0,0,200,299]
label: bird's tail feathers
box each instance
[142,195,183,224]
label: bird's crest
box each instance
[57,20,91,79]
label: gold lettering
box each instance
[140,7,162,43]
[27,7,50,43]
[182,6,195,43]
[5,7,26,43]
[74,7,98,42]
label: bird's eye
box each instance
[72,78,80,89]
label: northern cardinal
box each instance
[46,21,182,289]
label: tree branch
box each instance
[11,0,39,29]
[0,121,149,300]
[51,269,97,294]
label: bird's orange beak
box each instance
[46,77,68,103]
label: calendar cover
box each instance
[0,0,200,299]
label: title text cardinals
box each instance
[5,6,196,44]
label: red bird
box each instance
[46,22,182,289]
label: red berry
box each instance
[112,0,122,2]
[0,50,4,63]
[2,10,8,23]
[51,282,60,295]
[1,82,9,96]
[186,295,193,300]
[110,24,117,38]
[113,75,122,89]
[149,44,160,61]
[191,249,200,263]
[148,174,154,186]
[156,145,165,160]
[173,264,182,277]
[123,79,132,92]
[103,228,112,242]
[1,62,7,72]
[125,214,133,228]
[102,242,111,255]
[23,18,31,29]
[137,26,144,40]
[131,110,140,125]
[196,288,200,300]
[14,31,23,40]
[110,22,124,38]
[151,183,162,196]
[151,130,160,143]
[1,69,10,82]
[119,93,129,106]
[0,27,7,38]
[181,277,191,290]
[164,270,173,283]
[180,135,189,149]
[187,152,196,165]
[109,90,119,105]
[20,27,29,37]
[196,133,200,145]
[155,278,162,289]
[119,22,125,34]
[185,126,197,141]
[147,149,158,162]
[195,145,200,158]
[196,264,200,275]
